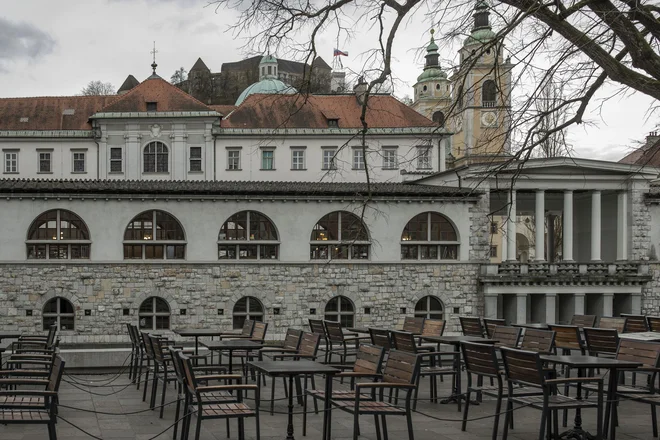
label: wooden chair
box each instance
[303,344,386,436]
[391,330,458,410]
[519,329,556,354]
[2,350,57,380]
[331,349,421,440]
[219,319,255,340]
[179,352,260,440]
[149,335,180,418]
[491,326,522,349]
[259,328,302,360]
[583,327,619,358]
[126,323,139,383]
[647,316,660,332]
[0,355,65,440]
[402,316,425,334]
[460,316,484,337]
[369,328,393,351]
[571,314,597,328]
[598,316,627,333]
[621,314,649,333]
[548,324,584,355]
[416,319,446,352]
[309,318,329,362]
[483,318,506,338]
[324,320,369,364]
[500,347,603,440]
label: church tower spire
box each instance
[411,30,451,127]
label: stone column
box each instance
[563,190,574,261]
[516,294,527,324]
[574,293,585,316]
[507,190,517,261]
[501,228,508,263]
[617,191,628,260]
[545,294,556,324]
[591,190,602,261]
[439,138,447,172]
[535,190,545,261]
[485,295,498,319]
[603,293,614,317]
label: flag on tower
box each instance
[333,48,348,57]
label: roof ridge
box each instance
[0,95,118,101]
[0,177,432,186]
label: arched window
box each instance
[401,212,459,260]
[432,111,445,127]
[218,211,279,260]
[123,210,186,260]
[43,297,75,331]
[233,296,264,329]
[138,297,170,330]
[456,85,464,109]
[27,209,90,260]
[325,296,355,327]
[143,141,169,173]
[415,296,444,320]
[310,211,370,260]
[482,79,497,107]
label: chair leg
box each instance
[311,375,318,414]
[413,374,421,411]
[553,409,559,440]
[374,414,381,440]
[255,412,261,440]
[653,404,658,438]
[462,387,471,431]
[226,419,230,438]
[406,406,415,440]
[194,413,202,440]
[270,376,276,415]
[538,408,547,440]
[160,367,168,418]
[142,361,150,400]
[562,367,570,427]
[382,415,389,440]
[353,410,360,440]
[48,421,57,440]
[492,392,502,440]
[502,399,512,440]
[150,365,159,410]
[546,409,552,440]
[173,387,181,440]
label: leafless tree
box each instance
[171,67,188,84]
[532,76,572,158]
[80,80,115,96]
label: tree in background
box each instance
[171,67,188,84]
[80,81,115,96]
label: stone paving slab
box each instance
[0,369,655,440]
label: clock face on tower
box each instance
[481,111,497,127]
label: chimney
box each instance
[354,76,368,105]
[647,131,660,147]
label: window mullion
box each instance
[56,210,61,242]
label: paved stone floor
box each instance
[0,368,657,440]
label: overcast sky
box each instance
[0,0,656,161]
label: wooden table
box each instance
[173,328,226,355]
[248,360,338,440]
[201,339,263,373]
[0,340,13,354]
[540,355,642,440]
[618,331,660,342]
[0,333,22,343]
[422,336,497,410]
[346,327,369,334]
[512,323,549,330]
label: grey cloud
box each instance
[0,17,56,72]
[108,0,206,6]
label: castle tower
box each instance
[450,0,513,161]
[411,30,452,126]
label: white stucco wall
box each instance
[1,139,98,179]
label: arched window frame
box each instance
[143,141,169,173]
[310,211,370,260]
[482,79,497,107]
[26,209,91,260]
[414,295,444,320]
[325,296,355,327]
[43,297,75,331]
[123,210,186,260]
[138,297,171,330]
[218,211,279,260]
[232,296,264,329]
[400,212,460,260]
[432,111,445,127]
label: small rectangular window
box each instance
[327,119,339,128]
[291,149,305,170]
[490,221,498,234]
[261,150,274,170]
[417,145,432,169]
[353,148,365,170]
[72,151,86,173]
[227,149,241,170]
[4,151,18,173]
[146,102,157,111]
[189,146,202,172]
[382,148,397,169]
[38,152,52,173]
[490,245,498,258]
[322,148,337,170]
[110,148,122,173]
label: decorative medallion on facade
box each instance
[150,124,162,138]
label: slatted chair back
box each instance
[381,349,420,385]
[598,316,627,333]
[420,319,445,338]
[169,347,185,384]
[47,355,65,393]
[353,344,386,374]
[45,325,57,348]
[571,314,597,328]
[141,331,155,359]
[460,316,484,337]
[483,318,506,338]
[548,324,584,353]
[616,339,660,369]
[126,323,137,345]
[178,352,200,395]
[391,331,418,354]
[251,321,268,342]
[298,332,321,357]
[402,317,425,334]
[369,328,392,350]
[621,314,649,333]
[491,326,522,348]
[648,316,660,332]
[149,334,167,364]
[282,328,303,351]
[583,327,619,356]
[462,342,500,377]
[500,347,544,387]
[241,319,256,337]
[323,320,346,343]
[308,319,325,335]
[520,329,556,354]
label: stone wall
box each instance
[468,191,491,261]
[0,262,481,344]
[632,187,652,260]
[642,263,660,315]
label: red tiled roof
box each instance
[222,94,435,129]
[619,140,660,167]
[0,95,118,131]
[209,104,237,116]
[100,77,214,113]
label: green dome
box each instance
[235,78,297,105]
[417,67,447,82]
[260,54,277,65]
[463,28,496,47]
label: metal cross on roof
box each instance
[150,41,158,74]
